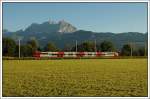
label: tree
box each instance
[121,44,131,56]
[71,41,95,52]
[27,39,39,53]
[100,41,115,52]
[44,42,59,52]
[132,49,139,56]
[80,41,95,51]
[63,44,72,51]
[15,44,33,57]
[138,47,146,56]
[3,37,16,57]
[27,39,38,48]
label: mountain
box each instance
[3,20,147,50]
[24,20,77,34]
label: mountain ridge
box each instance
[3,20,147,50]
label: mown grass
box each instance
[2,59,148,97]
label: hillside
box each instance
[3,20,147,50]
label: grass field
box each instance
[3,59,148,97]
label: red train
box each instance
[33,51,119,59]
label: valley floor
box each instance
[2,59,148,97]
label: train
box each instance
[33,51,119,59]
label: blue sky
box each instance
[3,3,147,33]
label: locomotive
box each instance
[33,51,119,59]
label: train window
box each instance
[52,54,57,55]
[41,53,48,55]
[68,54,73,55]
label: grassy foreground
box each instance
[3,59,148,97]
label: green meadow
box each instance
[3,59,148,97]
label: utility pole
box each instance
[76,40,77,52]
[95,39,97,52]
[19,38,21,59]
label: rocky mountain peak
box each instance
[58,19,77,33]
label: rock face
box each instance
[58,20,77,33]
[24,19,77,34]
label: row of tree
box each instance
[2,37,147,57]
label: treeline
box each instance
[3,37,147,57]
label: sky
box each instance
[3,3,148,33]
